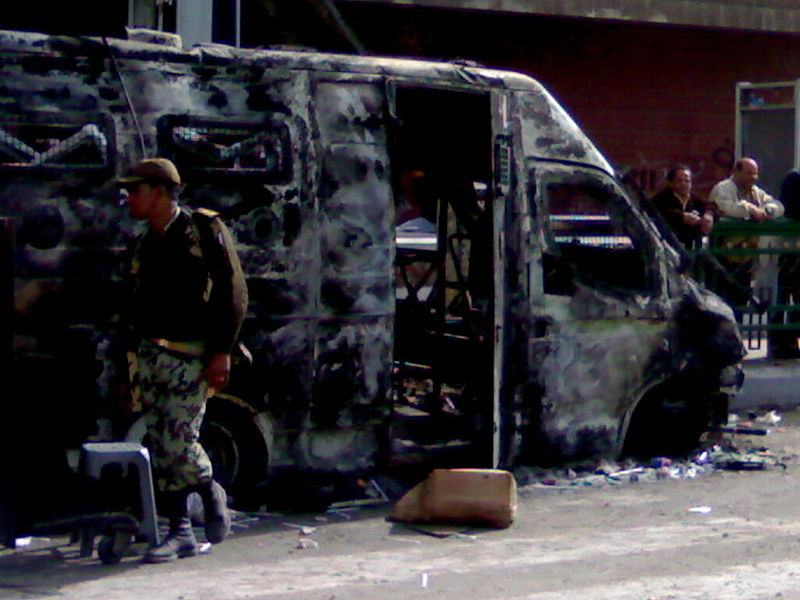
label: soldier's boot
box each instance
[197,479,231,544]
[143,491,198,564]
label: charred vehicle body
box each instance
[0,29,743,518]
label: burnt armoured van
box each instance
[0,30,743,511]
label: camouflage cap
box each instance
[118,158,181,187]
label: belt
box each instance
[149,338,206,357]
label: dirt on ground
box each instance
[3,408,800,600]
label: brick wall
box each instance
[340,4,800,197]
[341,0,800,34]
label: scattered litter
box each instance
[721,409,784,435]
[396,523,482,539]
[357,478,390,502]
[756,410,782,425]
[328,498,386,509]
[720,425,770,436]
[688,506,712,514]
[694,450,711,465]
[282,523,317,535]
[198,542,212,554]
[448,532,479,541]
[595,459,620,475]
[385,536,422,544]
[580,475,608,486]
[326,508,355,520]
[512,409,790,491]
[296,537,319,550]
[710,448,784,470]
[609,467,646,478]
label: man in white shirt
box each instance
[709,157,783,221]
[709,157,783,325]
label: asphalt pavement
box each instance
[733,356,800,411]
[2,351,800,599]
[3,417,800,600]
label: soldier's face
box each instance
[125,183,158,220]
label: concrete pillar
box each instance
[177,0,213,47]
[128,0,157,28]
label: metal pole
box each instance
[0,218,15,548]
[235,0,241,47]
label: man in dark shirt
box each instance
[771,169,800,358]
[119,158,248,562]
[650,165,715,249]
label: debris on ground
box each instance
[393,523,481,539]
[357,478,390,502]
[720,425,770,435]
[296,537,319,550]
[723,410,784,435]
[282,523,317,535]
[755,410,783,425]
[514,410,789,490]
[134,408,794,552]
[709,448,785,470]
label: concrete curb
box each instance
[731,358,800,411]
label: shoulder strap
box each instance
[189,208,222,302]
[190,208,217,259]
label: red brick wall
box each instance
[340,4,800,197]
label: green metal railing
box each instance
[692,218,800,354]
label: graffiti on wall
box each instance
[619,142,735,202]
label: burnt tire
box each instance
[623,391,707,459]
[200,399,269,511]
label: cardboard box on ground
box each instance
[387,469,517,529]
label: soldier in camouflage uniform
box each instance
[119,158,247,563]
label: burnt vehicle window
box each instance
[543,180,651,294]
[157,115,291,183]
[0,120,111,173]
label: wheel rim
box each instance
[201,420,240,490]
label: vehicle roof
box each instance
[0,29,538,88]
[0,28,614,175]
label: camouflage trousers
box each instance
[136,338,213,493]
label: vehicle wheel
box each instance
[97,529,131,565]
[200,398,269,510]
[623,389,706,458]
